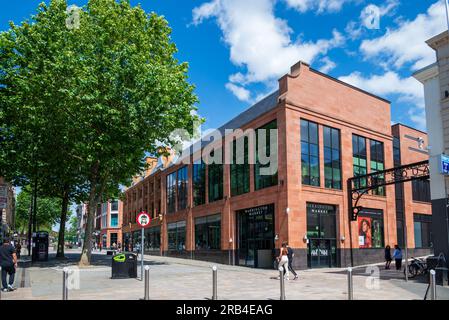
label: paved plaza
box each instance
[2,249,449,300]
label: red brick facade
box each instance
[122,61,431,269]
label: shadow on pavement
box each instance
[325,266,429,284]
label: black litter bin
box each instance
[111,253,137,279]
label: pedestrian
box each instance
[384,245,392,269]
[16,242,22,260]
[285,243,299,280]
[0,237,17,292]
[392,244,402,270]
[277,242,289,281]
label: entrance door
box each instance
[306,203,338,268]
[237,204,274,268]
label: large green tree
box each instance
[0,0,89,258]
[1,0,200,266]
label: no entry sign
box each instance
[136,211,151,228]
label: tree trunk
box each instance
[27,192,33,256]
[56,188,70,259]
[79,161,100,267]
[32,179,38,232]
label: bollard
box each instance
[62,267,69,300]
[347,267,353,300]
[144,266,150,300]
[430,270,436,300]
[279,267,286,300]
[0,266,2,301]
[212,265,218,300]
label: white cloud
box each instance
[345,0,400,40]
[284,0,351,13]
[192,0,345,101]
[338,71,423,100]
[338,71,426,129]
[318,56,337,73]
[225,83,252,102]
[360,1,446,71]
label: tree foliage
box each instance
[15,186,61,233]
[1,0,201,265]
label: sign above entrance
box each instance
[241,204,273,217]
[136,211,151,228]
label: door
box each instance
[237,204,275,268]
[306,203,338,268]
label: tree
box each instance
[15,186,61,233]
[1,0,201,266]
[0,0,89,258]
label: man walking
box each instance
[286,243,299,280]
[0,237,17,292]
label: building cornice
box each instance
[413,63,439,83]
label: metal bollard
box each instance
[430,269,436,300]
[347,267,353,300]
[212,265,218,300]
[144,266,150,300]
[62,267,69,300]
[279,267,286,300]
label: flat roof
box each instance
[392,122,427,135]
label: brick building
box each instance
[123,61,432,269]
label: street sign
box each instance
[136,211,151,228]
[440,154,449,175]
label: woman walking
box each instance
[384,245,392,269]
[277,242,290,281]
[392,245,403,270]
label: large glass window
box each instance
[144,226,161,251]
[301,119,320,186]
[167,221,186,251]
[255,120,278,190]
[231,136,250,196]
[208,150,223,203]
[177,166,188,210]
[306,203,337,239]
[195,214,221,250]
[323,126,341,189]
[412,179,431,203]
[414,214,432,248]
[353,134,367,189]
[358,209,384,249]
[166,171,177,214]
[193,160,206,206]
[370,139,385,196]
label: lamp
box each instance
[340,236,346,242]
[303,234,308,242]
[285,207,290,214]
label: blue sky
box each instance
[0,0,446,132]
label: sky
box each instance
[0,0,446,132]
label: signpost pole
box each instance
[141,227,144,281]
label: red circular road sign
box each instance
[136,211,151,227]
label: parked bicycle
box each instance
[404,257,428,278]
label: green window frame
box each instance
[193,160,206,206]
[352,134,367,189]
[301,119,320,186]
[323,126,341,189]
[166,171,176,214]
[208,150,223,203]
[230,136,250,196]
[370,139,385,196]
[255,120,278,190]
[177,166,188,210]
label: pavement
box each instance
[2,248,449,300]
